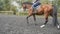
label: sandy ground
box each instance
[0,14,60,34]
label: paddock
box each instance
[0,14,60,34]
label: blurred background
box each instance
[0,0,60,16]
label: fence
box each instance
[0,11,60,16]
[0,11,13,15]
[16,11,28,16]
[16,12,60,16]
[0,11,28,16]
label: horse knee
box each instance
[45,20,48,22]
[26,15,31,19]
[26,17,28,19]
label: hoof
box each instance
[57,25,60,30]
[35,24,38,26]
[40,25,45,28]
[27,22,29,24]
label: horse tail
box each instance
[52,5,59,26]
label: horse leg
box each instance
[33,14,37,25]
[44,17,48,25]
[40,13,48,28]
[26,8,33,24]
[26,15,32,24]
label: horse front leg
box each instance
[33,14,37,25]
[40,13,48,28]
[26,8,32,24]
[26,16,29,24]
[26,15,32,24]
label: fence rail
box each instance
[0,11,60,16]
[0,11,13,15]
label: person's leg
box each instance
[32,3,36,13]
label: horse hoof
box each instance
[27,23,29,24]
[27,22,29,24]
[35,24,38,26]
[57,25,60,30]
[40,25,45,28]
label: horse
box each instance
[22,2,60,29]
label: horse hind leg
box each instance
[40,13,48,28]
[40,17,48,28]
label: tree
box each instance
[0,0,4,11]
[3,0,11,11]
[0,0,11,11]
[57,0,60,7]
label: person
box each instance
[32,0,41,13]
